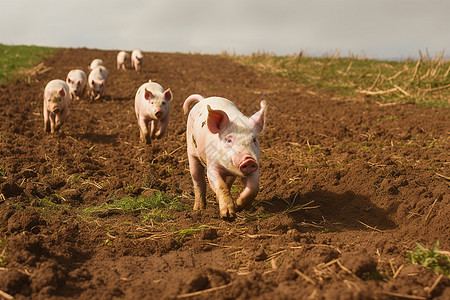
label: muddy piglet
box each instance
[117,51,129,70]
[183,95,267,219]
[131,49,143,71]
[88,66,108,101]
[134,80,172,144]
[66,69,87,100]
[43,79,71,133]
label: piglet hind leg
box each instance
[235,172,259,211]
[188,155,207,210]
[207,168,236,220]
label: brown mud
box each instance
[0,48,449,299]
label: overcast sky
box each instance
[1,0,449,60]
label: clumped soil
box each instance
[0,48,449,299]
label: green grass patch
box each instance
[177,225,209,236]
[224,50,450,107]
[0,43,57,84]
[83,191,186,223]
[0,165,6,177]
[243,213,275,222]
[33,195,71,220]
[376,116,397,122]
[407,240,450,276]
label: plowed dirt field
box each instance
[0,48,449,299]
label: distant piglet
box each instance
[88,59,104,71]
[43,79,71,133]
[183,95,267,219]
[88,66,108,100]
[134,80,172,144]
[117,51,129,70]
[131,49,144,71]
[66,69,87,100]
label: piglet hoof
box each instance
[220,206,236,221]
[236,201,253,212]
[193,202,206,211]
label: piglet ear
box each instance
[144,88,153,100]
[59,88,66,97]
[207,105,230,134]
[249,100,267,133]
[163,88,173,101]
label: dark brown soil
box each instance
[0,48,449,299]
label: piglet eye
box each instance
[224,136,234,146]
[253,137,258,144]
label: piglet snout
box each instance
[155,110,163,119]
[239,156,258,176]
[53,107,60,113]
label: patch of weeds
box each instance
[177,225,209,237]
[376,116,397,122]
[83,191,185,219]
[33,195,71,220]
[285,200,320,214]
[361,271,386,281]
[67,174,83,185]
[406,240,450,276]
[141,209,173,223]
[103,239,113,246]
[307,145,322,153]
[0,165,6,177]
[244,213,275,222]
[8,201,24,210]
[0,239,7,267]
[125,185,135,194]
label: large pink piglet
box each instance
[183,95,267,219]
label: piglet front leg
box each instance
[207,167,236,219]
[138,118,151,144]
[155,116,169,139]
[236,172,259,211]
[43,109,50,133]
[54,112,62,132]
